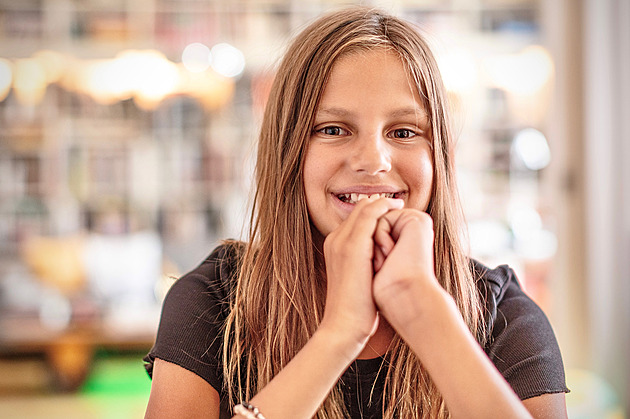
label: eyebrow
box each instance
[315,106,428,119]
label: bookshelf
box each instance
[0,0,550,347]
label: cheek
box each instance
[421,156,434,189]
[405,153,434,209]
[303,146,331,192]
[302,149,325,210]
[302,153,317,199]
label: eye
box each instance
[390,128,417,140]
[316,126,348,136]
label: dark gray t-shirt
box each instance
[144,245,569,418]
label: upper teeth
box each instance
[338,193,396,204]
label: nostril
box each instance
[350,148,391,174]
[352,156,392,174]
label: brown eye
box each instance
[392,129,415,139]
[319,126,345,136]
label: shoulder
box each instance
[181,241,243,289]
[472,259,514,334]
[166,241,242,310]
[472,259,569,400]
[472,259,553,345]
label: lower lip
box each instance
[330,194,356,220]
[331,193,356,214]
[330,193,405,214]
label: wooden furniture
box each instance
[0,314,155,392]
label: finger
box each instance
[380,209,432,241]
[394,212,433,241]
[373,243,385,272]
[349,196,403,222]
[373,216,395,257]
[342,197,404,238]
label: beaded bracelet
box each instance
[233,402,267,419]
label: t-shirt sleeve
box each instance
[486,275,570,400]
[143,245,235,393]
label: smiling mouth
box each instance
[336,192,402,204]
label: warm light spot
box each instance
[13,58,47,105]
[82,59,129,104]
[33,50,67,84]
[6,48,235,109]
[80,50,180,108]
[128,50,180,109]
[179,67,235,110]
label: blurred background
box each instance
[0,0,627,417]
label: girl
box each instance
[144,7,569,418]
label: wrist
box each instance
[313,323,367,363]
[389,285,472,360]
[378,279,454,336]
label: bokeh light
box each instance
[33,50,67,84]
[485,45,554,95]
[210,43,245,78]
[182,42,212,73]
[82,59,129,104]
[438,49,478,94]
[512,128,551,170]
[80,50,181,109]
[13,58,47,105]
[127,50,180,109]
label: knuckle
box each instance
[355,201,375,216]
[408,211,433,227]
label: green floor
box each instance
[81,355,151,397]
[0,354,151,419]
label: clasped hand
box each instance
[319,196,444,354]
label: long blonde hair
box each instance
[223,7,484,418]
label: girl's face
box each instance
[304,49,434,240]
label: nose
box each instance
[349,132,392,175]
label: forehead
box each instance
[316,48,428,120]
[327,48,411,86]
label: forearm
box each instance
[234,328,359,419]
[384,284,532,419]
